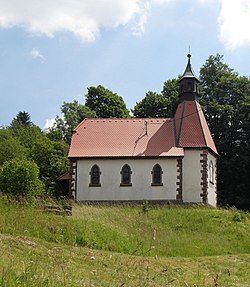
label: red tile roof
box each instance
[68,100,217,158]
[175,101,217,154]
[68,118,184,158]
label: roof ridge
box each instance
[83,117,173,121]
[195,102,218,154]
[195,101,207,147]
[176,101,186,147]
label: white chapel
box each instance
[68,55,218,206]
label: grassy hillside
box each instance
[0,196,250,286]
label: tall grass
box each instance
[0,196,249,257]
[0,196,250,286]
[1,234,250,286]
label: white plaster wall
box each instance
[182,149,203,203]
[207,152,217,207]
[75,158,178,201]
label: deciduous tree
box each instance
[0,128,27,166]
[161,78,180,117]
[47,100,96,143]
[30,138,69,194]
[133,79,179,118]
[85,85,130,118]
[0,158,45,196]
[132,91,169,118]
[200,54,250,209]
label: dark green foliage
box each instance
[133,91,169,117]
[30,138,69,194]
[161,78,180,117]
[10,124,44,149]
[0,158,45,196]
[85,85,130,118]
[133,78,179,118]
[0,129,27,166]
[0,112,70,196]
[199,54,250,210]
[10,111,32,127]
[47,100,96,143]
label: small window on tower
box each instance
[209,161,214,184]
[195,84,199,93]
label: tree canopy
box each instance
[199,54,250,209]
[0,128,27,166]
[132,91,168,118]
[85,85,130,118]
[133,78,179,118]
[47,100,96,144]
[10,111,33,128]
[0,112,69,197]
[30,138,69,194]
[0,158,45,196]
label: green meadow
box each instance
[0,196,249,286]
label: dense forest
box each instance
[0,54,249,210]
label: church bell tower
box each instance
[179,54,200,102]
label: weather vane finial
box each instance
[188,45,191,58]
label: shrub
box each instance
[0,158,45,197]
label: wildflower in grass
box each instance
[153,229,157,241]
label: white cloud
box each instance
[197,0,218,3]
[43,118,56,131]
[151,0,173,4]
[0,0,139,42]
[131,2,151,36]
[218,0,250,50]
[199,0,250,50]
[0,0,174,42]
[1,0,249,50]
[30,48,45,63]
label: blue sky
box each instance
[0,0,250,129]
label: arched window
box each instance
[89,165,101,186]
[209,161,214,184]
[152,164,163,186]
[120,164,132,186]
